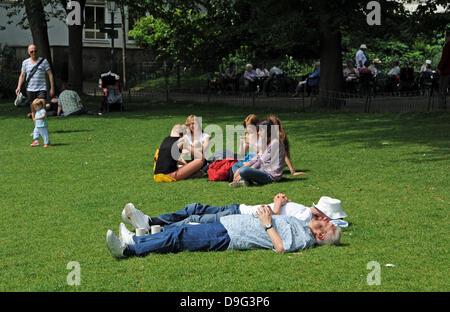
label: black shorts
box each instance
[25,90,47,107]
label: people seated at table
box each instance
[269,64,284,77]
[343,60,359,93]
[387,60,401,77]
[369,59,383,77]
[420,60,433,73]
[343,60,359,81]
[256,63,270,93]
[255,63,268,77]
[293,62,320,97]
[222,62,240,91]
[243,64,260,92]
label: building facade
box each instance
[0,0,153,82]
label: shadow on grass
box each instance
[399,149,450,163]
[334,243,350,247]
[52,130,93,134]
[282,169,310,174]
[276,177,308,183]
[48,143,70,147]
[2,99,449,159]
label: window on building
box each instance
[84,5,106,40]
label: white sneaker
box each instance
[14,92,24,107]
[121,203,150,231]
[106,230,127,259]
[229,180,250,188]
[119,222,136,245]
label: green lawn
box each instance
[0,98,448,292]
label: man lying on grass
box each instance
[120,193,348,231]
[106,205,341,259]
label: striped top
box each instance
[21,57,51,92]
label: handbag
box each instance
[15,58,45,106]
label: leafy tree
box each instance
[129,1,239,71]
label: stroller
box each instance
[99,71,123,112]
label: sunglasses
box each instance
[29,50,37,53]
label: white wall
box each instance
[0,3,67,47]
[0,2,135,48]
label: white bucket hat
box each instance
[360,44,367,49]
[426,60,432,64]
[313,196,347,219]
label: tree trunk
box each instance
[319,15,344,94]
[24,0,53,70]
[61,0,86,94]
[120,2,127,90]
[316,2,344,110]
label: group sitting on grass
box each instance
[105,114,349,259]
[153,114,305,186]
[106,194,346,259]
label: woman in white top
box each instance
[239,114,261,157]
[183,114,210,161]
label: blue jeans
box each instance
[127,222,231,256]
[238,166,273,185]
[33,126,50,145]
[232,162,244,175]
[158,203,241,229]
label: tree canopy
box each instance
[1,0,448,93]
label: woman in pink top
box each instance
[230,119,286,187]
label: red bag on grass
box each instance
[207,159,238,181]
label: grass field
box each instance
[0,98,448,292]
